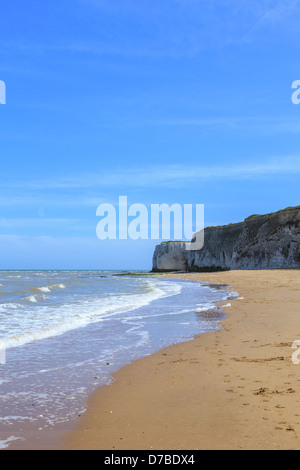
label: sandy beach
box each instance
[62,270,300,450]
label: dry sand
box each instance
[62,270,300,450]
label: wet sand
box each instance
[62,270,300,450]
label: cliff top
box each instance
[158,205,300,244]
[206,205,300,230]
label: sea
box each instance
[0,270,238,449]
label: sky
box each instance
[1,0,300,270]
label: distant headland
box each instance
[152,206,300,272]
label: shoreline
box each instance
[2,274,228,450]
[62,269,300,450]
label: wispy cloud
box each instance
[2,157,299,195]
[151,116,300,134]
[5,0,300,59]
[242,0,300,42]
[0,194,108,208]
[0,218,89,230]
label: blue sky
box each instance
[1,0,300,269]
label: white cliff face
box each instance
[152,242,188,272]
[152,207,300,272]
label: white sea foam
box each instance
[0,272,237,445]
[0,436,24,449]
[0,302,19,312]
[35,287,51,293]
[225,291,239,299]
[25,295,38,303]
[1,278,182,350]
[120,308,193,322]
[31,283,66,293]
[196,302,216,313]
[0,416,35,423]
[0,273,236,352]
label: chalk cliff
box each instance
[152,206,300,272]
[152,241,188,272]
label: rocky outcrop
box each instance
[152,241,188,272]
[152,206,300,271]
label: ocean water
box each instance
[0,271,237,449]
